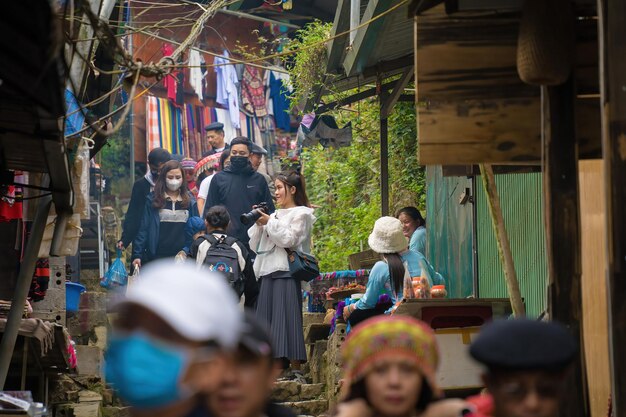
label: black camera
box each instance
[240,202,270,225]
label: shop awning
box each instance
[0,1,73,213]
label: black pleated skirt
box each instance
[255,271,307,362]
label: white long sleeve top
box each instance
[248,206,315,279]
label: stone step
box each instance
[102,406,132,417]
[302,313,326,328]
[282,400,328,416]
[75,345,104,378]
[273,381,325,402]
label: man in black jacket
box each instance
[205,137,275,246]
[117,148,171,250]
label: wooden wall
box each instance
[578,159,611,417]
[414,4,601,165]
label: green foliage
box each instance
[100,129,132,199]
[282,21,332,112]
[302,99,425,272]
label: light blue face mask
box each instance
[104,332,192,409]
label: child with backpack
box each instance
[190,205,258,307]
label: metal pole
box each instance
[0,194,52,388]
[128,0,135,184]
[349,0,361,45]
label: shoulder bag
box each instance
[285,248,320,282]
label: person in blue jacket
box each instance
[343,217,438,329]
[205,137,275,246]
[132,160,199,268]
[397,206,427,256]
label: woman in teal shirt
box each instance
[343,217,436,328]
[397,206,427,255]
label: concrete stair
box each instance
[269,313,332,417]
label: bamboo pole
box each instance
[479,164,526,317]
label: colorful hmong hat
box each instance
[194,152,222,177]
[340,315,441,399]
[181,158,197,170]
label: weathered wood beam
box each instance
[479,163,525,317]
[381,66,415,118]
[597,0,626,413]
[343,0,393,76]
[542,78,589,417]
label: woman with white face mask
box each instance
[133,160,199,267]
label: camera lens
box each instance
[240,209,262,225]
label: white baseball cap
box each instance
[111,260,242,348]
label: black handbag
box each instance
[285,248,320,282]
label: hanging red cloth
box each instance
[161,43,177,102]
[0,185,23,222]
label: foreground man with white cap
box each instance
[105,260,243,417]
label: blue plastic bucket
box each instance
[66,282,86,312]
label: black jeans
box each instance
[347,302,393,329]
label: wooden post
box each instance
[597,0,626,413]
[479,164,525,317]
[542,77,589,417]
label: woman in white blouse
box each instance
[249,170,315,382]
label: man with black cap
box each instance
[118,147,171,250]
[204,122,230,157]
[249,143,275,198]
[205,137,275,245]
[467,318,577,417]
[186,312,295,417]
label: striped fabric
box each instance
[146,96,160,153]
[146,96,217,160]
[145,96,250,160]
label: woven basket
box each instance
[517,0,574,86]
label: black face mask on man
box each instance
[229,156,250,172]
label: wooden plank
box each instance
[579,159,611,417]
[598,0,626,413]
[542,78,589,417]
[304,324,331,344]
[418,98,541,165]
[417,97,601,165]
[414,5,598,102]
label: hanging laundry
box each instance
[241,66,267,117]
[0,170,22,222]
[213,51,240,128]
[29,259,50,302]
[161,43,177,102]
[269,71,292,131]
[64,88,85,137]
[215,108,237,142]
[189,49,204,101]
